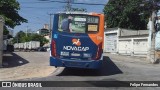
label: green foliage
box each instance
[3,29,9,35]
[30,34,49,46]
[103,0,160,30]
[13,31,49,47]
[13,31,25,43]
[0,0,27,28]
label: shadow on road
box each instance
[2,52,29,68]
[57,56,123,76]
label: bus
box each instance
[50,12,104,69]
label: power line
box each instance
[21,6,61,9]
[48,0,106,6]
[21,0,106,6]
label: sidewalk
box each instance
[0,52,56,81]
[104,53,150,64]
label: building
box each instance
[36,24,51,47]
[36,28,49,36]
[37,24,50,36]
[104,28,149,57]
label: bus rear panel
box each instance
[50,12,104,69]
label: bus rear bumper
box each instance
[50,57,102,69]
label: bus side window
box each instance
[61,18,69,31]
[61,16,73,32]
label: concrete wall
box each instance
[119,28,149,36]
[0,16,4,67]
[155,31,160,50]
[104,28,149,57]
[120,29,138,36]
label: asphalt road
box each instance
[1,52,160,90]
[31,56,160,81]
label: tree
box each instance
[104,0,160,63]
[13,31,26,43]
[13,31,49,47]
[103,0,156,30]
[30,34,49,46]
[3,28,9,35]
[3,26,13,39]
[0,0,27,28]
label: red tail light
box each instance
[51,40,56,57]
[93,42,103,60]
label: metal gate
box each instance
[104,34,117,53]
[118,40,132,55]
[133,39,148,55]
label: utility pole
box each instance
[48,13,54,43]
[17,38,18,43]
[0,16,4,67]
[26,26,28,37]
[65,0,73,11]
[148,0,159,63]
[148,11,157,63]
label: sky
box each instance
[14,0,108,36]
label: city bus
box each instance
[50,12,104,69]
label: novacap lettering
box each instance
[63,46,89,51]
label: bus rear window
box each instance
[58,14,99,33]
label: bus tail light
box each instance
[93,42,102,60]
[51,40,56,57]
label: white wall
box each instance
[118,37,148,57]
[104,28,149,57]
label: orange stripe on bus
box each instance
[88,14,104,49]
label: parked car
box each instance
[43,47,50,52]
[37,47,47,52]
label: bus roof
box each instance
[56,11,103,15]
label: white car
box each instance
[46,47,50,51]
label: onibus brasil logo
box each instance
[63,38,89,51]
